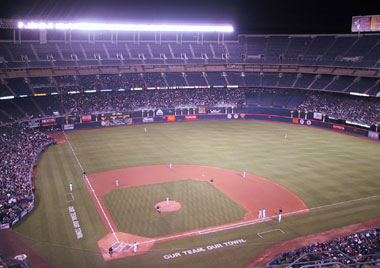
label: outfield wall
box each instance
[25,107,378,140]
[51,107,378,140]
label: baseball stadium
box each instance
[0,3,380,268]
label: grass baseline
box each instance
[101,179,247,238]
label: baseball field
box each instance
[11,120,380,268]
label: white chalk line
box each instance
[138,193,380,246]
[257,229,284,238]
[63,131,120,243]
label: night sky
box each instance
[0,0,379,34]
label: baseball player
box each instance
[133,242,138,253]
[69,183,73,192]
[278,209,283,223]
[156,205,161,214]
[258,210,262,219]
[115,179,119,187]
[210,178,214,186]
[284,133,288,139]
[263,208,266,218]
[169,163,172,169]
[109,246,113,257]
[243,171,246,178]
[144,127,147,133]
[166,197,169,206]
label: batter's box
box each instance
[65,193,75,203]
[257,228,284,238]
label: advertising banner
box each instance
[110,112,130,120]
[68,116,80,124]
[28,119,40,128]
[125,118,132,125]
[371,16,380,31]
[41,118,57,127]
[185,115,197,121]
[156,109,164,116]
[292,118,299,124]
[209,108,222,114]
[368,131,379,140]
[143,117,154,123]
[333,124,345,131]
[110,119,126,126]
[313,112,323,120]
[198,107,206,114]
[352,15,380,32]
[0,223,10,229]
[352,16,371,32]
[82,114,92,122]
[167,115,176,122]
[101,120,110,127]
[63,124,74,130]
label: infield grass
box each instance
[102,179,247,237]
[12,120,380,268]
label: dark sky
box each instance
[0,0,379,34]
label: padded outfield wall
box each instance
[51,107,378,140]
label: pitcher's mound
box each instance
[155,200,181,213]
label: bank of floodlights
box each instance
[17,21,233,32]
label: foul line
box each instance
[63,131,120,243]
[138,193,380,246]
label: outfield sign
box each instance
[163,238,246,260]
[167,115,176,122]
[210,108,222,114]
[63,124,74,130]
[143,117,154,123]
[313,112,322,120]
[198,107,206,114]
[333,124,345,131]
[82,114,92,122]
[0,223,10,229]
[28,119,40,128]
[41,118,57,127]
[185,115,197,121]
[368,131,379,140]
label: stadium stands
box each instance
[0,124,55,226]
[268,227,380,268]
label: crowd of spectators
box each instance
[0,124,55,225]
[298,91,380,125]
[269,227,380,267]
[62,88,246,115]
[2,83,380,126]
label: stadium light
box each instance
[0,96,14,100]
[17,21,234,32]
[350,92,369,97]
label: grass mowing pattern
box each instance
[67,121,380,208]
[102,179,247,237]
[11,120,380,268]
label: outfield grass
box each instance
[13,120,380,268]
[102,179,247,237]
